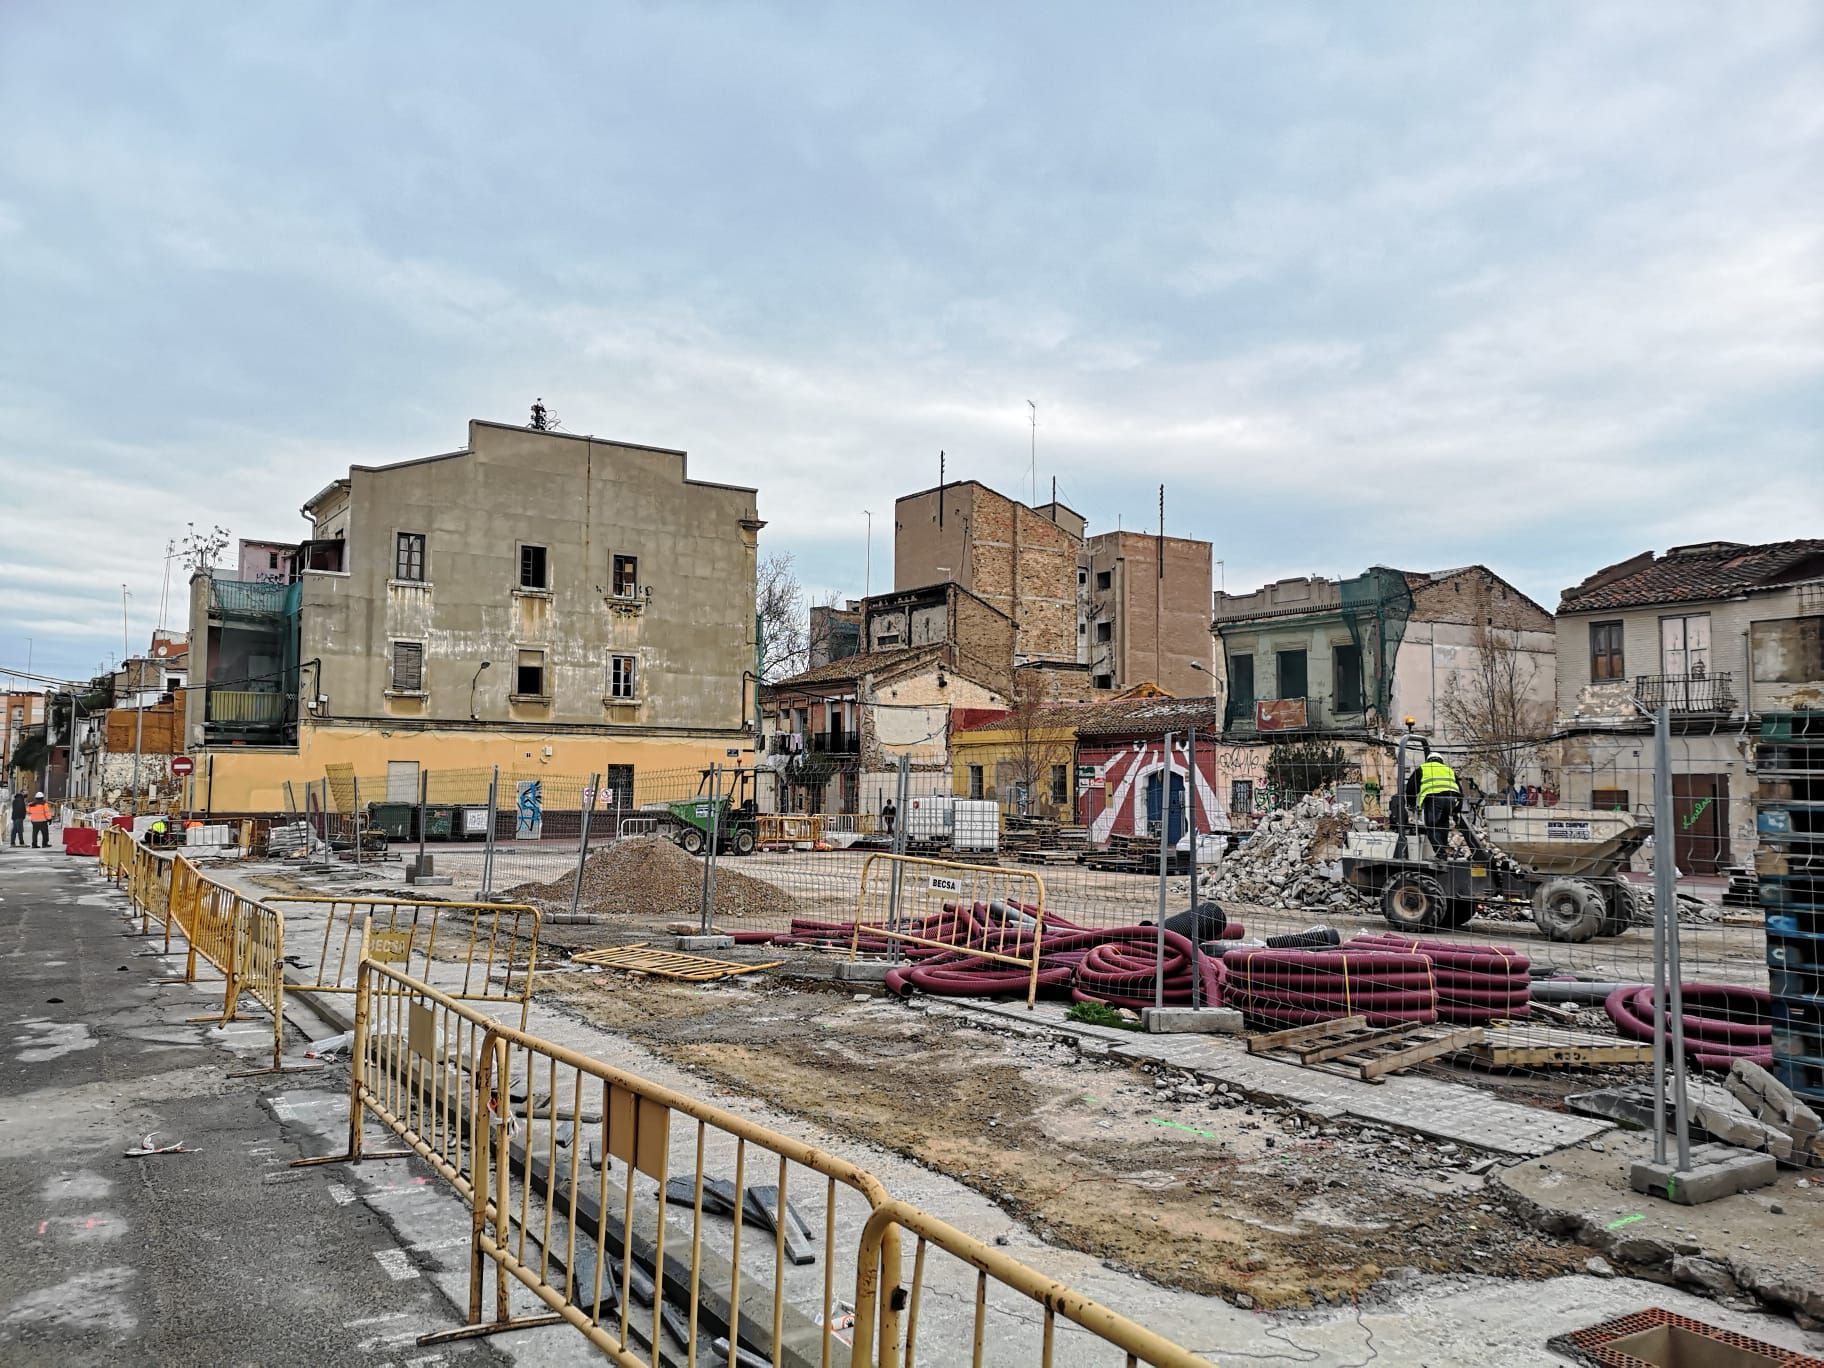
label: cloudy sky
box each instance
[2,2,1819,684]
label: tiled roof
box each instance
[766,645,945,691]
[1558,540,1824,613]
[1073,695,1224,737]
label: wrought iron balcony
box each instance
[205,689,294,727]
[767,730,859,754]
[1634,671,1735,715]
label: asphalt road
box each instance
[0,842,504,1367]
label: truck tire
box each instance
[1440,899,1479,929]
[1533,877,1605,942]
[678,827,705,855]
[1600,882,1641,938]
[1382,873,1446,931]
[732,828,757,856]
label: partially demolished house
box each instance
[1551,539,1824,874]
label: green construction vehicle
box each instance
[644,766,758,856]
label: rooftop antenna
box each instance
[529,397,549,431]
[157,538,177,629]
[938,450,945,528]
[863,510,873,600]
[1027,400,1037,506]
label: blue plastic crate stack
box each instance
[1758,711,1824,1109]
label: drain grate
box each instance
[1548,1308,1824,1368]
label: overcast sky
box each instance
[2,2,1820,685]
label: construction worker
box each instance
[1415,752,1461,858]
[26,791,53,848]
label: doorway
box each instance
[1145,769,1187,844]
[1672,773,1729,876]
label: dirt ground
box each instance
[537,969,1592,1309]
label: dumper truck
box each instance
[1339,737,1649,942]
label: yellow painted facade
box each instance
[950,721,1081,818]
[184,724,752,812]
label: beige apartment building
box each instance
[185,419,763,809]
[1083,530,1215,696]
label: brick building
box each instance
[1083,530,1215,696]
[894,481,1082,664]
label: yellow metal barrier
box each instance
[858,1199,1217,1368]
[425,1014,903,1366]
[848,854,1049,1008]
[295,932,504,1199]
[756,814,827,847]
[264,896,541,1029]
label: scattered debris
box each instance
[125,1132,194,1157]
[1195,797,1371,913]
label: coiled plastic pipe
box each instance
[1603,982,1772,1069]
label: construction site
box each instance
[21,707,1806,1368]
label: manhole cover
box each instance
[1548,1308,1824,1367]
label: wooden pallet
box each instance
[1247,1016,1486,1082]
[569,944,783,982]
[1457,1025,1653,1070]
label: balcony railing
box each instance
[1635,672,1736,715]
[767,730,860,754]
[210,578,299,617]
[205,689,293,727]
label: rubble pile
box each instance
[501,836,802,922]
[1197,796,1372,913]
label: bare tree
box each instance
[998,670,1073,819]
[1438,590,1552,796]
[757,552,808,682]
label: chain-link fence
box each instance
[255,721,1776,1014]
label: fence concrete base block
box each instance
[834,960,891,983]
[1142,1006,1246,1035]
[1629,1143,1776,1205]
[407,874,454,887]
[673,935,736,951]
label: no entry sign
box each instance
[171,755,195,777]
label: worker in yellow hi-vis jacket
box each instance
[1415,753,1461,858]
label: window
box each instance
[1050,764,1068,805]
[166,677,182,693]
[519,544,548,590]
[267,551,280,569]
[1078,569,1088,586]
[390,641,423,692]
[1661,613,1711,678]
[1277,648,1307,700]
[1751,616,1824,683]
[514,649,546,698]
[1229,654,1255,707]
[968,765,984,800]
[612,554,639,598]
[394,532,426,582]
[1231,779,1254,815]
[604,764,635,808]
[1095,570,1112,591]
[1334,643,1364,713]
[1095,621,1112,643]
[876,632,901,646]
[1093,673,1113,689]
[610,654,638,700]
[1590,621,1625,681]
[1591,788,1630,812]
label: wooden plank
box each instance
[1357,1026,1485,1081]
[1301,1025,1413,1065]
[1463,1027,1653,1069]
[1247,1016,1369,1054]
[570,944,784,981]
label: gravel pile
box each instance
[1200,796,1372,913]
[501,836,802,922]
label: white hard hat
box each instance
[1426,752,1444,763]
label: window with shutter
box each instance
[391,642,424,692]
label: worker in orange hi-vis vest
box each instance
[26,792,54,848]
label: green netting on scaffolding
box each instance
[1339,566,1414,726]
